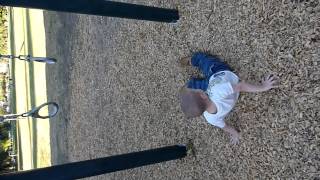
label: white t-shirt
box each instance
[203,71,239,128]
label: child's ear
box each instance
[199,92,208,100]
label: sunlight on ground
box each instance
[8,7,51,170]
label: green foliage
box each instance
[0,139,10,151]
[0,123,9,140]
[0,6,8,54]
[0,123,13,173]
[0,74,6,102]
[0,150,11,173]
[0,6,16,173]
[0,7,10,173]
[0,107,5,116]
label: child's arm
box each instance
[233,74,277,93]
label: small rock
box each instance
[309,166,317,172]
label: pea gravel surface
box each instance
[44,0,320,179]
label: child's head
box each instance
[179,88,209,118]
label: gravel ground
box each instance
[44,0,319,179]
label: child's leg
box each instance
[187,78,208,91]
[191,52,232,78]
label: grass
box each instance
[25,9,37,168]
[8,7,51,170]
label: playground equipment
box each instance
[0,0,179,23]
[0,1,184,179]
[0,102,59,123]
[0,54,57,64]
[0,145,187,180]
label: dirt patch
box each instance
[44,0,319,179]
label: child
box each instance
[179,52,277,144]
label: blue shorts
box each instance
[187,52,232,91]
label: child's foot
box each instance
[179,56,192,67]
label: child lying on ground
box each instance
[180,52,277,144]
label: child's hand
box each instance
[223,125,240,144]
[261,74,278,91]
[230,131,240,145]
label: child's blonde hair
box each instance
[179,89,207,118]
